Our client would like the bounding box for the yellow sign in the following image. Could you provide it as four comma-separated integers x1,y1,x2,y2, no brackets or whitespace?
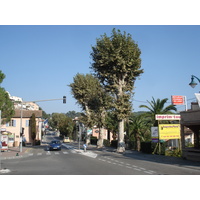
159,124,180,140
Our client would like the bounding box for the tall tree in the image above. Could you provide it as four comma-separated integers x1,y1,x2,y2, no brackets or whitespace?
139,97,177,126
30,113,36,143
0,70,15,124
69,73,110,147
90,29,143,152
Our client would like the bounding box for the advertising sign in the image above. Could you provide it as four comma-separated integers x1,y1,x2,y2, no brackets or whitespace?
155,114,181,120
159,124,180,140
151,127,158,142
0,134,8,151
171,95,185,105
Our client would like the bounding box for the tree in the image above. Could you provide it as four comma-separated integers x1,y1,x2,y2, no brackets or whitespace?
139,97,177,126
30,113,37,143
90,29,143,152
0,70,15,124
69,73,111,147
129,114,151,151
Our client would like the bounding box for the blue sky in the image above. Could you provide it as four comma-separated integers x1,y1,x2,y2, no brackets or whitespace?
0,25,200,114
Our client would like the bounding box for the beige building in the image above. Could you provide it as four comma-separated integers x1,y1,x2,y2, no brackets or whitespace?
180,102,200,161
1,110,42,147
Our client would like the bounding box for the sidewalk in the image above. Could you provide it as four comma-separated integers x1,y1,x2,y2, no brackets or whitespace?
87,144,200,171
0,146,33,160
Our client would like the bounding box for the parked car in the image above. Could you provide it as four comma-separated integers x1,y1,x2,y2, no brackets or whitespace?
49,140,62,151
63,137,70,143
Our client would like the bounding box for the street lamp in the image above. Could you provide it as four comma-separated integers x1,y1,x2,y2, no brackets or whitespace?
189,75,200,88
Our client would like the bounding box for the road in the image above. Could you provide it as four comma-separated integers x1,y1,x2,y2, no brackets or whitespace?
1,131,200,175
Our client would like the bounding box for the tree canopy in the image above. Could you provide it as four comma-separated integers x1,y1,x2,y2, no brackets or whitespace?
0,70,15,124
139,97,177,126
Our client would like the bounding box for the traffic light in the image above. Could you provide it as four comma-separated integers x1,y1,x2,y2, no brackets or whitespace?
63,96,66,104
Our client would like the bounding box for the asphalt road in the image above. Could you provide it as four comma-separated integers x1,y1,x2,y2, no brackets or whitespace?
1,131,200,175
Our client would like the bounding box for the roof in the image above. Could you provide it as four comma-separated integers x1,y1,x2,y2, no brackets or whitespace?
13,109,42,118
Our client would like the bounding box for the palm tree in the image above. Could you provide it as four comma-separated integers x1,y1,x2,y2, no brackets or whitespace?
139,97,177,126
129,114,151,151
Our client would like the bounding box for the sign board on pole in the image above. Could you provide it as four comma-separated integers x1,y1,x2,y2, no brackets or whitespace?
87,129,92,135
151,127,158,143
159,124,180,140
155,114,181,120
171,95,185,105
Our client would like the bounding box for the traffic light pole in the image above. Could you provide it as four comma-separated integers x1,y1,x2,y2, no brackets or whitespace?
19,96,66,153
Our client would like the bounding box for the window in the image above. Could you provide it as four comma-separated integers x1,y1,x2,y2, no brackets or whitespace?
6,120,16,127
26,120,30,127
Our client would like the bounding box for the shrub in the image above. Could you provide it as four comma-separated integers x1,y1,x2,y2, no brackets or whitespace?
110,140,118,148
165,149,182,157
90,136,98,145
141,142,152,154
103,139,110,147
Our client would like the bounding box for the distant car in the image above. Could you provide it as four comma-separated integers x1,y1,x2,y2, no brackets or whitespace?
49,140,62,151
63,137,70,143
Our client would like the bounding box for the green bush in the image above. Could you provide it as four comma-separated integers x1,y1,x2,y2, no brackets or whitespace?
141,142,152,154
90,136,98,145
165,149,182,157
103,139,110,147
111,140,118,148
35,140,41,145
141,142,166,155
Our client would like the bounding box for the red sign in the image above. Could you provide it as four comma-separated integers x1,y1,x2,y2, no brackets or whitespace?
171,95,185,105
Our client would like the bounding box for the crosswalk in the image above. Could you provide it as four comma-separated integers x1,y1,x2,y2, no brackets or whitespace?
27,147,97,159
28,151,69,156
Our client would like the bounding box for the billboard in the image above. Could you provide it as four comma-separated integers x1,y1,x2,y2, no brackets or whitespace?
155,114,181,120
171,95,185,105
159,124,180,140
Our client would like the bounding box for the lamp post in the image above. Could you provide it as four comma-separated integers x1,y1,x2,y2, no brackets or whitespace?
189,75,200,88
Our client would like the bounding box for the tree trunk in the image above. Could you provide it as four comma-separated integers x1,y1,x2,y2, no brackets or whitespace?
97,128,104,148
117,119,125,152
136,134,141,151
86,128,91,145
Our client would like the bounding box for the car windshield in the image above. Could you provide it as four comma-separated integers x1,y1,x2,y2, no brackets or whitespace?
51,141,60,144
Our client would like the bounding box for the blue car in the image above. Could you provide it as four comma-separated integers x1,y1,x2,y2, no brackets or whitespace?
49,140,62,151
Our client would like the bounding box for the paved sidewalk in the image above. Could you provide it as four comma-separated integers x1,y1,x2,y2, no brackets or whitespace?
87,144,200,172
0,146,34,160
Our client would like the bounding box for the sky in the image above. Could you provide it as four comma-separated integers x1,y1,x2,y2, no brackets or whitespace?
0,25,200,114
1,0,199,196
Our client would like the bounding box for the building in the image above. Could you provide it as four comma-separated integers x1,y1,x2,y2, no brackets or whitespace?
92,127,114,142
180,102,200,161
1,109,42,147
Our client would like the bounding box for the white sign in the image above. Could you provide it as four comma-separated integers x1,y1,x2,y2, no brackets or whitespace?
155,114,181,120
151,127,158,137
151,127,158,143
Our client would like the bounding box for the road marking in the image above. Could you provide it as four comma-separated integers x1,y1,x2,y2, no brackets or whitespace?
37,153,42,156
133,168,141,171
54,152,60,155
29,153,34,156
63,152,68,154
